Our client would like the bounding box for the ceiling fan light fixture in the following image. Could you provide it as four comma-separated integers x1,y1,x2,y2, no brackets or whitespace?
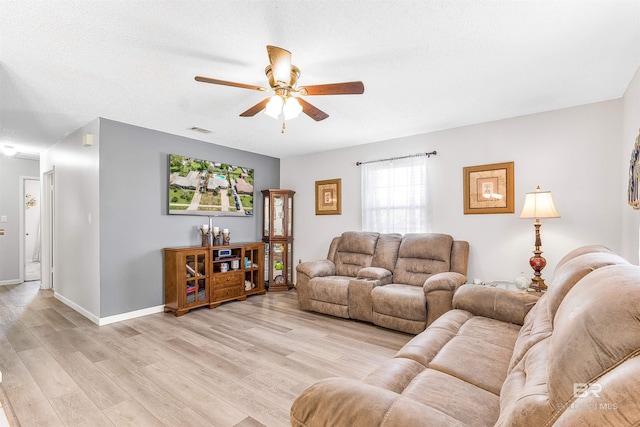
265,95,284,119
2,145,17,156
283,97,302,120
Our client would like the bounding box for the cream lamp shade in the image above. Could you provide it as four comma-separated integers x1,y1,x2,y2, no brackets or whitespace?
520,186,560,219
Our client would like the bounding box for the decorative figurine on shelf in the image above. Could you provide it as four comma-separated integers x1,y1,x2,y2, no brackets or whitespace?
515,272,529,292
212,226,223,246
200,225,211,247
223,228,230,245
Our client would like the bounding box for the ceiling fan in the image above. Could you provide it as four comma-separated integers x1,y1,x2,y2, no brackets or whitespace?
195,45,364,132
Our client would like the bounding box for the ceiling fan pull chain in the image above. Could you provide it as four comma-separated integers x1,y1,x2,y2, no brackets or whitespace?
281,119,286,134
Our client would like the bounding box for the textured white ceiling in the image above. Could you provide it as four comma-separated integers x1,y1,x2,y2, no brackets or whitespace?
1,1,639,159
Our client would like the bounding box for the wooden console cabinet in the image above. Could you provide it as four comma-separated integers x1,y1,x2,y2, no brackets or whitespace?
163,242,265,316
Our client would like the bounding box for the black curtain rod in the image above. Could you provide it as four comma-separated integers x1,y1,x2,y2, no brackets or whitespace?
356,151,437,166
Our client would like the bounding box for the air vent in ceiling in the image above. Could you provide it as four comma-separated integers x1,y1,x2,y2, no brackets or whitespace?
15,151,40,160
190,126,212,134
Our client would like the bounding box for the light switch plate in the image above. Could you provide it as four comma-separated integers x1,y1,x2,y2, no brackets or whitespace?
0,216,6,223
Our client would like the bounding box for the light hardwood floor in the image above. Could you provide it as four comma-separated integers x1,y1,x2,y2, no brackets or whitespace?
0,282,412,426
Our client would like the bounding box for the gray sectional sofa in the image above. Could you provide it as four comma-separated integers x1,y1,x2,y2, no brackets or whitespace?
295,231,469,334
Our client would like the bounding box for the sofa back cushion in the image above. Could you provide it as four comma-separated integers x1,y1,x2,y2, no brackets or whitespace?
546,251,629,323
554,244,613,270
393,234,453,286
326,236,341,263
334,232,380,277
372,233,403,272
547,264,640,418
450,241,470,276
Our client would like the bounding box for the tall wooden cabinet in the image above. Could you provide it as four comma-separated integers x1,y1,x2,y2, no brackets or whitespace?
262,189,295,291
164,242,265,316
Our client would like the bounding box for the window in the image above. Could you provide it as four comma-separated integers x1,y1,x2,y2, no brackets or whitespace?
361,156,430,234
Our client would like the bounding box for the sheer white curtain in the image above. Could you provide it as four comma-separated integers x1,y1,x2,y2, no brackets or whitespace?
361,155,431,234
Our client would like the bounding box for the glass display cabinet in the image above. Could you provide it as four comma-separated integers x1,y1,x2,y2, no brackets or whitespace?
262,189,295,291
163,247,210,316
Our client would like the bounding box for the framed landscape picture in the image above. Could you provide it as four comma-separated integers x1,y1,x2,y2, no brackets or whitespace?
463,162,514,214
315,178,342,215
168,154,254,216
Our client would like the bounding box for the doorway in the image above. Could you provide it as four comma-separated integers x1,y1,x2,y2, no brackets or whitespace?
22,177,41,281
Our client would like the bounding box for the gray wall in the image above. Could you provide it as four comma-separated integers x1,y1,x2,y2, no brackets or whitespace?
0,155,40,284
98,119,279,317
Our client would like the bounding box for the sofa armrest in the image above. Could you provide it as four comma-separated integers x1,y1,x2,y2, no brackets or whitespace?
357,266,392,281
296,260,337,311
422,272,468,326
296,259,336,279
423,272,467,293
452,284,540,325
291,377,468,427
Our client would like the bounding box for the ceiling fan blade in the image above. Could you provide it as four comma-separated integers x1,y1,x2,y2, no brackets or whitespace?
195,76,266,92
266,45,292,85
239,98,270,117
299,81,365,96
297,98,329,121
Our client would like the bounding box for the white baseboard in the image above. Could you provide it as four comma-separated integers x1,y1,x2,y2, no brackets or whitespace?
0,279,22,286
54,292,100,324
98,305,165,326
53,292,164,326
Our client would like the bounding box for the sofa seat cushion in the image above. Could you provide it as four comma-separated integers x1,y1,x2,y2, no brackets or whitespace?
371,284,425,321
457,316,521,350
291,377,472,427
430,328,518,395
389,312,520,397
401,368,501,427
371,284,428,333
307,276,350,305
305,276,351,318
394,309,474,366
371,322,506,423
362,357,426,393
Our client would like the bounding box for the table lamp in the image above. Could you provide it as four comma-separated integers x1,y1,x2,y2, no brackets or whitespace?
519,186,560,291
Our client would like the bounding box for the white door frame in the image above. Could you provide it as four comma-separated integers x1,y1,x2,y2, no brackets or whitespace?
41,169,54,290
19,175,40,284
